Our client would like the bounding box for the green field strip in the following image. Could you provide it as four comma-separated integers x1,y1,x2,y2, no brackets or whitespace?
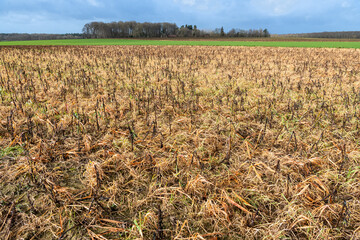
1,39,360,48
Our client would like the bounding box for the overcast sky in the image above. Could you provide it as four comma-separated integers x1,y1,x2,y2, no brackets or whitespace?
1,0,359,34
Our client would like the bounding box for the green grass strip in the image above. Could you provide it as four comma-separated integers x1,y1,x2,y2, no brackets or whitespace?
1,39,360,48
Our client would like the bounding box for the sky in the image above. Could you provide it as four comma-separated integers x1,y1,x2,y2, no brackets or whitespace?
0,0,359,34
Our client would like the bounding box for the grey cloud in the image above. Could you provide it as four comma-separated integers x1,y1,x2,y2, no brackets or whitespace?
0,0,360,34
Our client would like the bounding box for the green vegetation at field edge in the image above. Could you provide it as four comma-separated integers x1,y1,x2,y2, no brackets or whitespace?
1,39,360,48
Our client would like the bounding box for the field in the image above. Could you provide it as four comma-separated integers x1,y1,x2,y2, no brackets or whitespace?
1,38,360,48
0,45,360,239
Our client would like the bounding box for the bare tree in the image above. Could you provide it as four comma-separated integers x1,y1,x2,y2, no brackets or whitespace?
81,21,271,39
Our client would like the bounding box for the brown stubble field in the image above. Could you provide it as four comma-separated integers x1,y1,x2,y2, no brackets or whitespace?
0,45,360,239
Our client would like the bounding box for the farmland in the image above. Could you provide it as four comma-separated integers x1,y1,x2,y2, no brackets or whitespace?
0,45,360,239
1,38,360,48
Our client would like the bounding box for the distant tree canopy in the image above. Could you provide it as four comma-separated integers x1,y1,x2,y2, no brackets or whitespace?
0,33,82,41
281,31,360,39
226,28,270,38
82,21,271,38
82,21,178,38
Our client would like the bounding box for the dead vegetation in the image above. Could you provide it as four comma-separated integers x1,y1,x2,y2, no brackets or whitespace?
0,45,360,239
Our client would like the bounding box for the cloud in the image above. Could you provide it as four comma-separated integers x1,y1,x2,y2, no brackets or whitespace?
250,0,297,16
248,0,356,18
341,1,351,8
175,0,196,6
86,0,100,7
0,0,360,34
175,0,237,12
0,11,89,33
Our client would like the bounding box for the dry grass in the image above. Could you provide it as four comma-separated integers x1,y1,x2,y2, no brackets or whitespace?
1,45,360,239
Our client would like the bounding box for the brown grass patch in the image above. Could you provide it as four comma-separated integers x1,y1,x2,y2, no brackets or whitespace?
1,45,360,239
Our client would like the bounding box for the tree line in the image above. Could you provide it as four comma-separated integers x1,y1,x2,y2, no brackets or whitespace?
82,21,270,38
0,33,82,42
281,31,360,39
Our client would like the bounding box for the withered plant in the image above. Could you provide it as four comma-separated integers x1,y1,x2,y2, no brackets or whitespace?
0,45,360,239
